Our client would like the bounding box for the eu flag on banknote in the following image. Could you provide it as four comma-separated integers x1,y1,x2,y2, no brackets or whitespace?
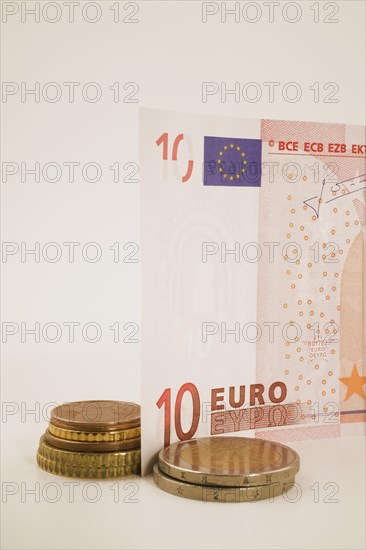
203,136,262,187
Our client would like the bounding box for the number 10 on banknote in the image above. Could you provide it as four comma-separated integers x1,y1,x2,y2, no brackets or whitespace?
140,108,365,474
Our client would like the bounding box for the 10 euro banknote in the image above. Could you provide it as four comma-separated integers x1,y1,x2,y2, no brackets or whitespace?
140,109,365,474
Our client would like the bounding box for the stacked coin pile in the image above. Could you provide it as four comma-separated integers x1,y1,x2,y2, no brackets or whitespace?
153,436,300,502
37,400,141,478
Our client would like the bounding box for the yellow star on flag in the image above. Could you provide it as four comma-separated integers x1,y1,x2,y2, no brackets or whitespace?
339,364,366,400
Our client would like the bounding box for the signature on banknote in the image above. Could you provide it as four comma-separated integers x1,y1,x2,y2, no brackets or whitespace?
304,173,366,218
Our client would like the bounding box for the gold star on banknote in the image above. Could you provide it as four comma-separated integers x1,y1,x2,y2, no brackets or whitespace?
339,364,366,400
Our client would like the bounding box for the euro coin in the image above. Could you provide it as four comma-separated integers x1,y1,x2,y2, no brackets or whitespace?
153,463,295,502
50,400,140,431
48,423,141,442
159,436,300,487
37,453,140,479
44,429,140,452
38,435,141,469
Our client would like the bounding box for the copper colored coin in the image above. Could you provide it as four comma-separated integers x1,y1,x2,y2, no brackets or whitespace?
44,429,141,452
50,400,140,431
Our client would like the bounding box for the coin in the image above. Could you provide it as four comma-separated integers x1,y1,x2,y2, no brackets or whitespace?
44,429,140,452
37,435,141,468
48,423,141,442
50,400,140,431
37,453,140,479
153,464,295,502
159,436,300,486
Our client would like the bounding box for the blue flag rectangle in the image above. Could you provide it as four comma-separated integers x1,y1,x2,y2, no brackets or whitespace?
203,136,262,187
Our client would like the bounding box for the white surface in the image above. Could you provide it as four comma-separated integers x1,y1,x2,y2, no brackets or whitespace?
1,428,365,550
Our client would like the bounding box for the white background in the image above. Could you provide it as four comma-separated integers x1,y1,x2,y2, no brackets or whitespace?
1,1,365,549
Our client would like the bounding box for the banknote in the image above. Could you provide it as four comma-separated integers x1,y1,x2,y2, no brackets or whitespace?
140,109,365,474
255,119,365,443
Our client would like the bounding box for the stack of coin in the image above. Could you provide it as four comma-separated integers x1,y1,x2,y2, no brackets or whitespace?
37,400,141,478
153,436,300,502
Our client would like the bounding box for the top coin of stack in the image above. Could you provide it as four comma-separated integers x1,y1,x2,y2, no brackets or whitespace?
153,436,300,503
37,400,141,478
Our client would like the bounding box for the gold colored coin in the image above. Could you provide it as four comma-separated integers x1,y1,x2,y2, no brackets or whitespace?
44,429,140,452
37,453,140,479
153,464,295,502
37,435,140,469
48,423,140,442
159,437,300,486
50,400,140,431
